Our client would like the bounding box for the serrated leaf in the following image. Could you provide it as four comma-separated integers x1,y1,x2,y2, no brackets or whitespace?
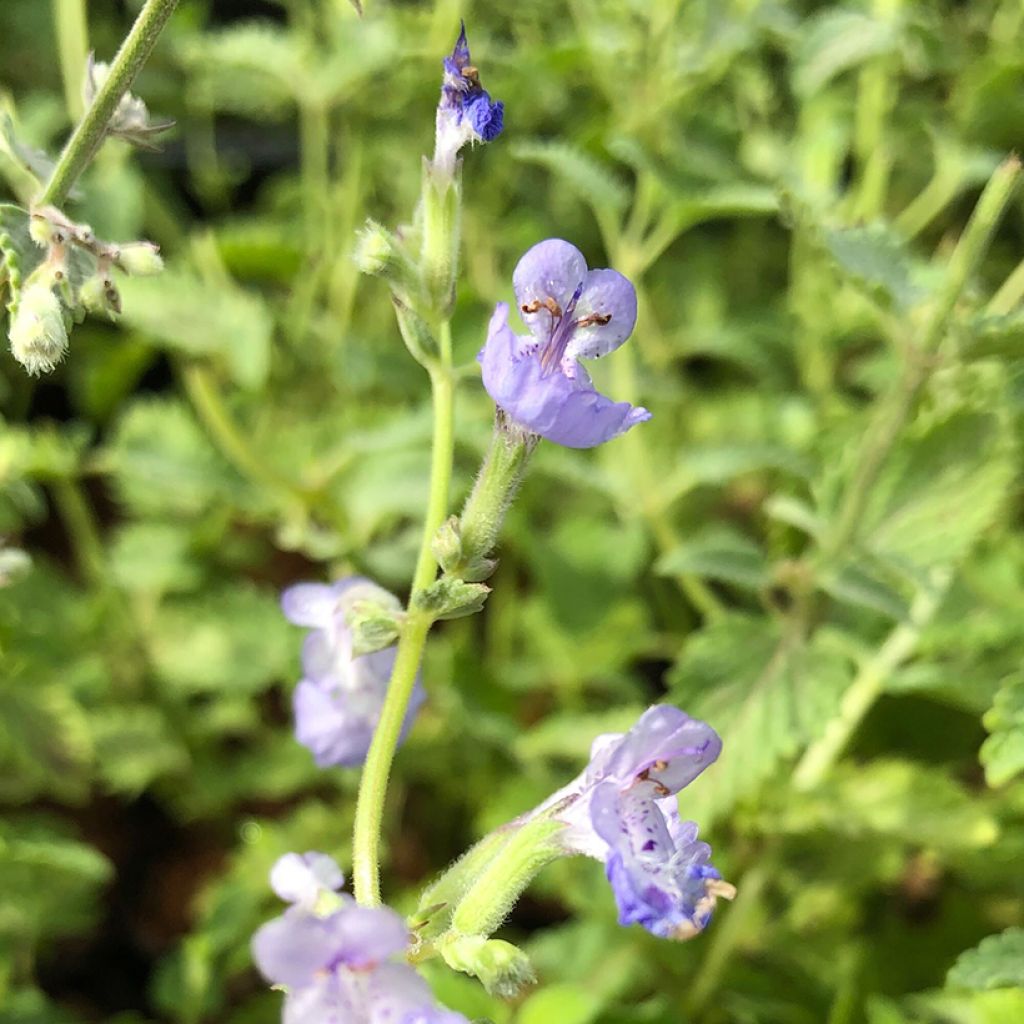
512,140,629,213
109,522,202,593
669,616,853,823
981,675,1024,787
656,529,769,590
853,410,1015,571
119,267,273,388
148,584,293,695
105,398,244,518
820,560,909,620
90,706,190,795
823,225,925,312
947,928,1024,991
793,10,898,98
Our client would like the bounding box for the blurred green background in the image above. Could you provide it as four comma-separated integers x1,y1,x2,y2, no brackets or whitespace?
3,0,1024,1021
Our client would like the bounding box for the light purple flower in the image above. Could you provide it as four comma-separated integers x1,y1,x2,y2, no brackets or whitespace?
532,705,733,940
252,853,470,1024
282,578,425,768
479,239,651,448
433,22,504,177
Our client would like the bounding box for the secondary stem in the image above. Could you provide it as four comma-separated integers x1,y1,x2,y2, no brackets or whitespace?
39,0,180,207
793,568,951,789
53,0,90,122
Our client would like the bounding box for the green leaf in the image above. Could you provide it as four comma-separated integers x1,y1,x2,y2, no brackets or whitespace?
669,616,853,823
90,706,190,795
819,560,909,620
105,398,244,518
149,584,293,695
109,522,202,593
119,266,273,388
512,141,629,213
947,928,1024,991
851,410,1015,572
656,528,769,590
516,983,603,1024
823,225,925,312
415,577,491,620
793,10,898,98
981,675,1024,787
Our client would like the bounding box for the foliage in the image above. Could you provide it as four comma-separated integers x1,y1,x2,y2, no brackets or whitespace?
2,0,1024,1022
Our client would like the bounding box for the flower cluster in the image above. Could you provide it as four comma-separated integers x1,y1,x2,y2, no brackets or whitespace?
282,578,424,768
253,852,468,1024
480,239,652,448
433,23,504,178
537,705,733,939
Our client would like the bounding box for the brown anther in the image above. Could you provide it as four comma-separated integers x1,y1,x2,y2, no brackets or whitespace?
521,296,563,317
652,759,668,772
653,782,671,796
576,312,611,328
461,65,480,83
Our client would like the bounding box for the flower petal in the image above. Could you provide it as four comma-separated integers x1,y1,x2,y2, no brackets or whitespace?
270,851,344,907
280,583,338,628
512,239,587,341
479,304,651,448
562,268,638,371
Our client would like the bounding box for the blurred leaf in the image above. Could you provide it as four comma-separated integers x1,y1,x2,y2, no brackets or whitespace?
149,584,292,695
657,528,769,590
793,10,898,98
947,928,1024,991
105,398,244,517
517,983,603,1024
91,706,190,795
823,225,925,312
119,266,273,388
669,616,853,823
981,675,1024,788
109,522,202,593
513,141,630,213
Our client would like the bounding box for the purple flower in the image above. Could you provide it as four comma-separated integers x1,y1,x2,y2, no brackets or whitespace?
252,853,470,1024
479,239,652,448
433,23,504,177
282,578,425,768
533,706,733,940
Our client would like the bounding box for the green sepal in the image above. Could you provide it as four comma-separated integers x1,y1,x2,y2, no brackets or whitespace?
431,516,497,582
392,296,439,365
438,934,536,998
346,598,403,657
414,576,490,620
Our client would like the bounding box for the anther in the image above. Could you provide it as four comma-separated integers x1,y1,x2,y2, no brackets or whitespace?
576,312,611,328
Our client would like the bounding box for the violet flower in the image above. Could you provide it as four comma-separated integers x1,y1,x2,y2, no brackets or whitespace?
479,239,652,448
282,578,425,768
433,22,504,178
252,853,469,1024
536,705,734,940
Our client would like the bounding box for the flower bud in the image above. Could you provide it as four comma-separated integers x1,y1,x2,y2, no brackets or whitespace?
9,276,69,375
439,935,535,998
116,241,163,277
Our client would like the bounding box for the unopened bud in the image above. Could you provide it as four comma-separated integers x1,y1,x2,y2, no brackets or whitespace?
116,241,163,276
439,935,535,998
9,278,68,375
79,274,120,318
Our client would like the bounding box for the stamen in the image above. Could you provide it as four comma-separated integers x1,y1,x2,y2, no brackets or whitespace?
576,312,611,328
461,65,480,84
521,297,563,317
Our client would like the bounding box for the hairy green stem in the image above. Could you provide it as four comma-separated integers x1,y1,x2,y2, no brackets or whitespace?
353,322,457,905
51,477,106,586
39,0,179,207
412,322,455,592
352,609,433,905
794,568,951,789
53,0,90,122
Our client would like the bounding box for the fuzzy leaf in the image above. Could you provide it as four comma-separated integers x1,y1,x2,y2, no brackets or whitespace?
512,140,630,213
669,616,853,823
947,929,1024,991
793,10,898,97
981,675,1024,787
